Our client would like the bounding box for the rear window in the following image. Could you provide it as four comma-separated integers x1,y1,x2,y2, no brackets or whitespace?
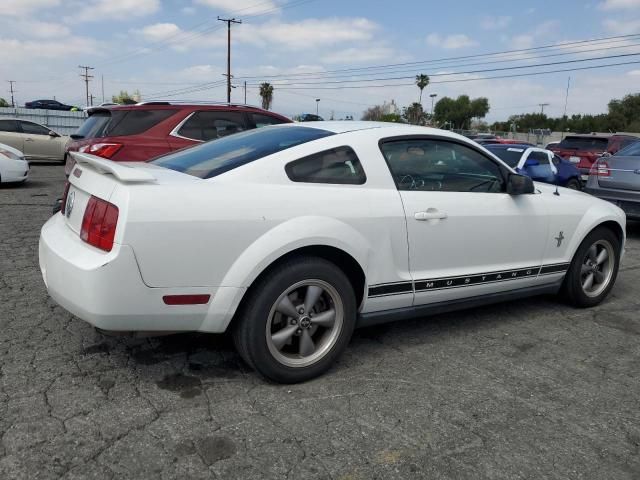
75,109,176,139
615,140,640,156
557,136,609,151
152,125,334,179
486,147,524,168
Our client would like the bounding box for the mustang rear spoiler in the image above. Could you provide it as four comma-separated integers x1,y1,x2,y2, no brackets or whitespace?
70,152,156,183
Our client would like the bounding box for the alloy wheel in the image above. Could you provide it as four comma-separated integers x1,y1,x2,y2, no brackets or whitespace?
580,239,615,298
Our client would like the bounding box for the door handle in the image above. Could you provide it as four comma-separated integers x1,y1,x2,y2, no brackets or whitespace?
414,209,448,221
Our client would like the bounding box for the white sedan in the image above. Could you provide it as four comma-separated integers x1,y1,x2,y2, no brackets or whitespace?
0,142,29,183
39,122,626,383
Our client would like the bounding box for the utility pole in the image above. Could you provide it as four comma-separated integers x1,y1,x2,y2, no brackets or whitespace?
563,77,571,118
244,81,247,104
7,80,16,107
429,93,438,116
78,65,94,106
539,103,549,114
316,98,320,116
101,74,105,104
89,93,95,106
218,17,242,103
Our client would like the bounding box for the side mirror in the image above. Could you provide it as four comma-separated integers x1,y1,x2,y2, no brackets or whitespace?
48,131,59,138
507,173,535,195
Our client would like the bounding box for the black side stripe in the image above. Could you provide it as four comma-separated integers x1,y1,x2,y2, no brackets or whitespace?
368,282,413,298
368,263,570,298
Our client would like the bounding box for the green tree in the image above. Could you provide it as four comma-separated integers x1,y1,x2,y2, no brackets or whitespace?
361,104,385,121
469,97,490,121
415,74,430,104
403,102,426,125
259,82,274,110
112,90,139,105
433,95,489,130
0,98,9,107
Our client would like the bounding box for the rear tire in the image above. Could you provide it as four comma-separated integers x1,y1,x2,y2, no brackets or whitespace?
561,227,620,308
565,178,581,190
232,256,356,383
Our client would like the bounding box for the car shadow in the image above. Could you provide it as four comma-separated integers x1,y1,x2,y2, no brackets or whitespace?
626,220,640,240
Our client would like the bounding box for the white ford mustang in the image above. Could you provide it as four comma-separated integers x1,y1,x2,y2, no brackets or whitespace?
39,122,626,383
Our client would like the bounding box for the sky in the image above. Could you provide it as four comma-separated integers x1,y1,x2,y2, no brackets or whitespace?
2,0,640,122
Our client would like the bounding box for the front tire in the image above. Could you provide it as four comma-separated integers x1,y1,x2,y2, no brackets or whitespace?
565,178,581,190
561,227,621,307
232,257,357,383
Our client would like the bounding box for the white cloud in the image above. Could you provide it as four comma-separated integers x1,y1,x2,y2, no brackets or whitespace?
628,69,640,75
3,0,60,16
70,0,160,22
480,15,512,30
320,46,395,64
237,18,379,50
0,36,99,62
27,21,72,38
427,33,478,49
194,0,279,15
511,34,535,49
137,22,181,41
603,18,640,33
598,0,640,10
182,6,196,14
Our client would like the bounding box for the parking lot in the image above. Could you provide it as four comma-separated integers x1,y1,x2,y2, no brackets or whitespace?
0,164,638,479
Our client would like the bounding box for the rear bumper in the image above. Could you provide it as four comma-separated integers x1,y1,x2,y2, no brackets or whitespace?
584,185,640,219
39,214,242,333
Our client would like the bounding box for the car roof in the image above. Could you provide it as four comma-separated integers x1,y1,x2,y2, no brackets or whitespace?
278,121,468,138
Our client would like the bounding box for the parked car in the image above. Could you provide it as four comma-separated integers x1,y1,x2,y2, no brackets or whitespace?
40,122,625,383
0,118,68,163
296,113,324,122
545,140,560,150
25,99,76,111
584,140,640,220
0,142,29,183
64,102,292,175
466,133,497,141
548,133,638,182
484,144,582,189
476,138,534,146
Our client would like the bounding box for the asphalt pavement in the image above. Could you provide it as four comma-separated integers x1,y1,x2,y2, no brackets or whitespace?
1,164,639,479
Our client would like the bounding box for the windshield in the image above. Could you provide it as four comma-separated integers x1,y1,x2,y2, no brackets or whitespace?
152,125,334,179
615,140,640,156
485,147,524,167
557,136,608,151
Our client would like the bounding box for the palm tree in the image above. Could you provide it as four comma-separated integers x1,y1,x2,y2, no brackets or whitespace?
259,82,274,110
415,74,430,105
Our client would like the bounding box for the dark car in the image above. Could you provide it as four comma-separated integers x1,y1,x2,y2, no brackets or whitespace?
584,140,640,220
485,143,582,189
548,133,638,182
25,99,76,111
64,101,292,174
296,113,324,122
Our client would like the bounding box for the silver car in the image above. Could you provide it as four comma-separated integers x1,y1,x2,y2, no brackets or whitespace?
0,118,69,163
585,140,640,220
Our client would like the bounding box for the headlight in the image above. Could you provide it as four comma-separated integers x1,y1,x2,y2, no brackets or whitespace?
0,149,24,161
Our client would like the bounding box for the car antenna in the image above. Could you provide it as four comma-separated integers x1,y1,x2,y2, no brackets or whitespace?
554,184,560,196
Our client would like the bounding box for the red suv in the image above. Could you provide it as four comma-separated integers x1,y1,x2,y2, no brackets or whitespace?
65,102,291,174
548,133,638,181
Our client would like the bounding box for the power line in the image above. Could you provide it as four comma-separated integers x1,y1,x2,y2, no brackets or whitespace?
245,51,640,87
234,33,640,81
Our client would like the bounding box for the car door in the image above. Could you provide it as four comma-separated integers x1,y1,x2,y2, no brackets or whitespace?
19,121,61,160
0,119,24,153
379,136,550,306
519,149,557,184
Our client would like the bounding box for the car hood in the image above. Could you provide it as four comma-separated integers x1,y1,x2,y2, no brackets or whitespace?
0,141,24,158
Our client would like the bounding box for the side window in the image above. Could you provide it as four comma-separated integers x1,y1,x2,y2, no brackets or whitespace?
380,139,504,193
20,121,50,135
178,111,246,141
107,109,176,137
251,113,286,128
285,146,366,185
552,154,562,166
0,120,21,133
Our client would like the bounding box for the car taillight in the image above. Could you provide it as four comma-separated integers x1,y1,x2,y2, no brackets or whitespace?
80,196,119,252
80,143,123,159
590,160,610,177
60,182,70,215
